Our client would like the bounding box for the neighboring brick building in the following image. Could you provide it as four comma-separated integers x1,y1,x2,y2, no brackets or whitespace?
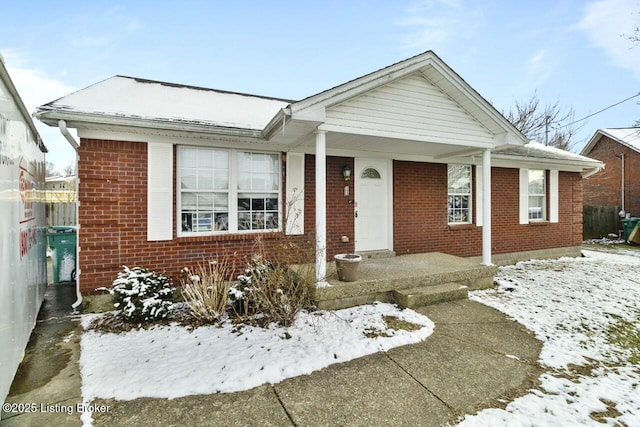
34,51,602,295
581,128,640,238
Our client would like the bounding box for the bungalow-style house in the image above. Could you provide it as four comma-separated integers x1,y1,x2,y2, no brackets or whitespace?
581,128,640,238
34,51,602,299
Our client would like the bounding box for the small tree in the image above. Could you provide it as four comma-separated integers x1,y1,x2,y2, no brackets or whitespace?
503,91,582,151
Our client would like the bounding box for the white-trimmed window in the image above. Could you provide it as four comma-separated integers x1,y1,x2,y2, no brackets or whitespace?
179,147,280,235
528,169,546,221
448,164,472,224
237,152,280,231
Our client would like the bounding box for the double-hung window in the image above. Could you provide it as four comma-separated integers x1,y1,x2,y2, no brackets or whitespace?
179,147,280,235
237,152,279,231
528,169,546,221
448,164,472,224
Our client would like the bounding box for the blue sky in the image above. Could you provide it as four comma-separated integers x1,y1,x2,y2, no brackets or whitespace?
2,0,639,172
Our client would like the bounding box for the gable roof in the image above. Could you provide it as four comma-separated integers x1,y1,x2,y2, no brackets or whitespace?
36,75,293,134
265,50,527,147
581,128,640,155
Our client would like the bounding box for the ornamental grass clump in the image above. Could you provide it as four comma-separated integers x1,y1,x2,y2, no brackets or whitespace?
181,258,235,323
109,266,175,322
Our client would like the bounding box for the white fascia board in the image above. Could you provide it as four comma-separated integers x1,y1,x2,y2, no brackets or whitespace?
76,127,289,152
35,110,264,139
423,62,527,146
579,130,603,156
491,154,603,172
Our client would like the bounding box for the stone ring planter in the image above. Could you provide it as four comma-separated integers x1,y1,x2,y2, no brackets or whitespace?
334,254,362,282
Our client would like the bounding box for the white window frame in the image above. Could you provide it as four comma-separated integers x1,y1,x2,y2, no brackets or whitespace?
528,169,546,221
447,164,473,225
177,146,282,237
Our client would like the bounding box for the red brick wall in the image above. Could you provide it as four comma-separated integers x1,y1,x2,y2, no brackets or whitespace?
583,136,640,216
78,140,583,293
77,140,354,293
392,161,583,256
303,155,355,259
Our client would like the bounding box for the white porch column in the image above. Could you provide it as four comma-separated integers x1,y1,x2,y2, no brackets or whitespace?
482,148,492,266
315,130,328,285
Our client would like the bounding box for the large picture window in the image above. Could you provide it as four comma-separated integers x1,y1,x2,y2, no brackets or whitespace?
179,147,280,235
448,164,472,224
528,169,546,220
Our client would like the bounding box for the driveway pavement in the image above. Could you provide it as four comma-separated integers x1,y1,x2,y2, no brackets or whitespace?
2,285,542,427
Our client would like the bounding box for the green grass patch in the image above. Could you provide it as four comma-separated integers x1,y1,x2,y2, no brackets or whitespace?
363,315,423,338
606,316,640,364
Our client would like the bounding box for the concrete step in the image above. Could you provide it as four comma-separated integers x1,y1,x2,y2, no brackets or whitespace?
357,250,396,260
393,282,469,308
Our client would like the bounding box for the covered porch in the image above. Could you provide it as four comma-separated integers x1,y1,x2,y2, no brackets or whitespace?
265,52,528,286
307,252,498,310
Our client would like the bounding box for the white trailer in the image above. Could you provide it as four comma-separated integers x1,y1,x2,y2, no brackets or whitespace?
0,56,47,406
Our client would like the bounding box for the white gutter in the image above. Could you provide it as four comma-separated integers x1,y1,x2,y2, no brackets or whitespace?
58,120,82,310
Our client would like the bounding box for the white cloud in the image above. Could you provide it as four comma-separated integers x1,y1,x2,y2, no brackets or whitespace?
396,0,482,52
1,51,74,112
577,0,640,80
1,51,77,171
525,49,553,85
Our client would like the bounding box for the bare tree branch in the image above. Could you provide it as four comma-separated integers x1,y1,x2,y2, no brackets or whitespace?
503,91,583,151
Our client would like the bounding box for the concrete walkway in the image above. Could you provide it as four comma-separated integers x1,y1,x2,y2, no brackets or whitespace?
2,287,542,427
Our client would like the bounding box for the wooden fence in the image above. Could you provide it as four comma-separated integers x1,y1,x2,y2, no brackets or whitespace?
46,203,76,226
583,205,621,240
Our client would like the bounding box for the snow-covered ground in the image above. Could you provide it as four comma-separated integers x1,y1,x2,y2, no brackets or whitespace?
79,302,434,425
461,248,640,426
79,246,640,426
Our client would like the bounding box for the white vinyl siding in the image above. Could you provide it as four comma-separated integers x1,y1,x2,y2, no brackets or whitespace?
285,152,305,235
325,73,495,146
147,142,174,241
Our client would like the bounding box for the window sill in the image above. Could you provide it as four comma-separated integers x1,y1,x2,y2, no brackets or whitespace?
176,230,282,243
528,220,550,226
447,223,477,231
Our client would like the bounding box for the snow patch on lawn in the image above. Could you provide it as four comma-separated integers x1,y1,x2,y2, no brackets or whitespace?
79,302,434,402
462,248,640,426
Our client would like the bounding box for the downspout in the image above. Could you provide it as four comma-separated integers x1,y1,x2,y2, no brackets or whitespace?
621,153,625,215
615,153,626,217
58,120,82,310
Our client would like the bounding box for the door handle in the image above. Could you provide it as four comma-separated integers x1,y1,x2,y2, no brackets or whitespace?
355,210,358,218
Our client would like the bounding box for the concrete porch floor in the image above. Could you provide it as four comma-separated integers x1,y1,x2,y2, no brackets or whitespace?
309,252,498,310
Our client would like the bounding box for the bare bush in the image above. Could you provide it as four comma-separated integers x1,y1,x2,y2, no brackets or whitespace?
181,258,235,323
231,226,316,327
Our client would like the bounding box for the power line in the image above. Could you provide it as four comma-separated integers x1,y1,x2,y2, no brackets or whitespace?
555,91,640,129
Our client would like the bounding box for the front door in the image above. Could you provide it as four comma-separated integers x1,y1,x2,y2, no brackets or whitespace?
355,158,390,252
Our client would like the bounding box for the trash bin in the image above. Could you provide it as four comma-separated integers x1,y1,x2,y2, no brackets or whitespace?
47,226,77,283
621,218,640,243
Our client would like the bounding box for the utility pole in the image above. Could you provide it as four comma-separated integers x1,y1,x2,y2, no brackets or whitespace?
544,115,550,146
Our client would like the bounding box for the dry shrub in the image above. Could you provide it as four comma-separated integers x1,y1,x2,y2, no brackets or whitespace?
181,258,235,323
232,227,316,327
